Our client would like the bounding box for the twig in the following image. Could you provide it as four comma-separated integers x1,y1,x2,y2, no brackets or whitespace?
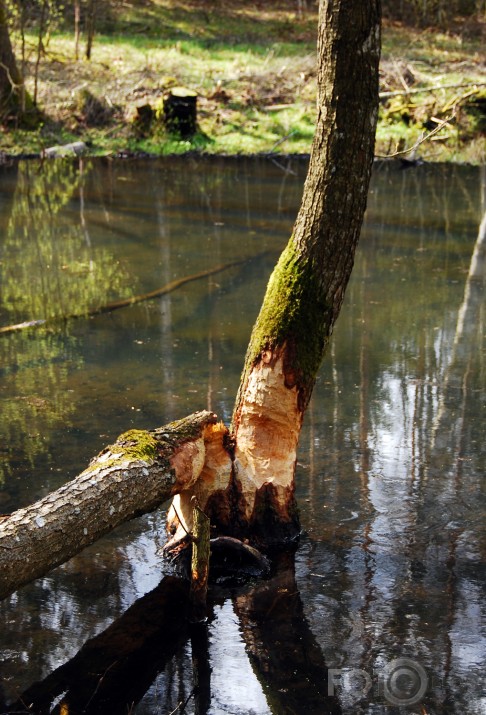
168,687,195,715
270,130,296,152
84,660,117,709
171,503,192,538
0,253,268,336
379,81,486,99
375,113,456,159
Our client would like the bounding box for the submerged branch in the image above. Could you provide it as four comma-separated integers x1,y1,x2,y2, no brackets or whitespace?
0,254,264,336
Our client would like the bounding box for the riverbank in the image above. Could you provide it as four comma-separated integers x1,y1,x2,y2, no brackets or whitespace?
1,1,485,163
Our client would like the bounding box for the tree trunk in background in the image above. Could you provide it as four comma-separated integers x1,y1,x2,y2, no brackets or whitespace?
85,0,96,60
74,0,81,60
0,0,23,118
167,0,382,547
0,0,39,124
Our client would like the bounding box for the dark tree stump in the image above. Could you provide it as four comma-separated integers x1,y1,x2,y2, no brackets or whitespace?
163,87,198,137
134,103,155,134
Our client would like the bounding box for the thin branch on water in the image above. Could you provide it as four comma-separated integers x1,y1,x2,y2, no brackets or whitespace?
0,253,269,336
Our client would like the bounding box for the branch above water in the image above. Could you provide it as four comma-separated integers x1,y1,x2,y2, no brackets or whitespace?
0,411,228,601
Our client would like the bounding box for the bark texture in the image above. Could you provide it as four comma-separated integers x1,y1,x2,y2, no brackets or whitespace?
168,0,382,546
0,0,23,117
0,411,224,601
0,0,37,123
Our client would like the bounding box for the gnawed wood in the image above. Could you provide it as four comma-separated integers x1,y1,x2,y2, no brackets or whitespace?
0,411,222,601
165,352,303,548
166,420,231,545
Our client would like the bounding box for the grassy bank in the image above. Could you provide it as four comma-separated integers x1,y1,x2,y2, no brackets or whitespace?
1,1,485,162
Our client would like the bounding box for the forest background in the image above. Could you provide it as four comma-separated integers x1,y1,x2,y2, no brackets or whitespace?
0,0,485,162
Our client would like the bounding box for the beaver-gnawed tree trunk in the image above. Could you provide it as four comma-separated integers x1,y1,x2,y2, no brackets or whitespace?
0,0,382,601
166,0,382,549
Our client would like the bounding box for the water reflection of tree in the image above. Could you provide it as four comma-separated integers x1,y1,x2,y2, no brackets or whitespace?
0,160,130,487
2,161,485,715
299,163,485,713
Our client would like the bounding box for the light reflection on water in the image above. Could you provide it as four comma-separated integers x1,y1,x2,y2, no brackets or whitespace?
0,157,485,714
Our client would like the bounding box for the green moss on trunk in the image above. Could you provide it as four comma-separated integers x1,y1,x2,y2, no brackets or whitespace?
115,429,159,462
236,238,331,415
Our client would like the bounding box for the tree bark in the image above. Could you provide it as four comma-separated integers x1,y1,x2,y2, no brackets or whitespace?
85,0,96,60
0,411,228,601
0,0,39,124
0,0,382,597
0,0,23,118
167,0,382,547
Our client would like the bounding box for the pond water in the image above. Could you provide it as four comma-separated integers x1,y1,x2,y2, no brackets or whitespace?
0,156,485,715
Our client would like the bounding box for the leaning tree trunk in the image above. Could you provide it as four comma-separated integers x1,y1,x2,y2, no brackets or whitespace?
1,0,381,600
0,0,23,117
167,0,382,548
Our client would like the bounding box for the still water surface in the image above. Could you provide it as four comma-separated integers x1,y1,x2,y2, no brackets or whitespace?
0,157,485,714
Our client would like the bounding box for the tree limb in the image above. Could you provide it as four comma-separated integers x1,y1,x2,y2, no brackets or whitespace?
0,255,261,336
375,112,456,159
0,411,224,601
379,81,486,99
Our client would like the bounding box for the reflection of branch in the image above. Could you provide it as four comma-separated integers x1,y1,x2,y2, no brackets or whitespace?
431,209,486,451
0,253,269,336
5,576,190,714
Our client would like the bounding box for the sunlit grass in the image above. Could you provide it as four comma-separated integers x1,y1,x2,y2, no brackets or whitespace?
3,4,484,162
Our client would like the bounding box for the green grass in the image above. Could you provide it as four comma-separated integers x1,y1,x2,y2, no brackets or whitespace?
2,1,485,162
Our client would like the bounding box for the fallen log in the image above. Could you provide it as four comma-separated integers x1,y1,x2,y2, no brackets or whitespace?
0,411,230,602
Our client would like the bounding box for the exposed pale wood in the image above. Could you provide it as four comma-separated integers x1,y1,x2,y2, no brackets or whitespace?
0,411,219,601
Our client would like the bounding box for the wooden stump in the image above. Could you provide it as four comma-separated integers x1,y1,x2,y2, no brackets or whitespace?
163,87,198,137
189,497,210,622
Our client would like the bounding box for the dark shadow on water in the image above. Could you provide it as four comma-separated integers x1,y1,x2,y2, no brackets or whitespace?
233,551,342,715
4,556,341,715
